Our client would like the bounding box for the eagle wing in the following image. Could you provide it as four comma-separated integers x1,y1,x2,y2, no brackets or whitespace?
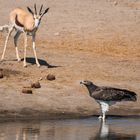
91,87,137,101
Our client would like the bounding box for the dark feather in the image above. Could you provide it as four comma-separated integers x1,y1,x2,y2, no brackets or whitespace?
81,81,137,102
92,87,137,101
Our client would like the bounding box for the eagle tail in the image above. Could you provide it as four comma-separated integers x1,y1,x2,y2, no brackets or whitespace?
123,90,137,102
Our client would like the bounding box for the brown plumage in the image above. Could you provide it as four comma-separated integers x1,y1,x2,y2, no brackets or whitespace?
80,80,137,121
80,80,137,102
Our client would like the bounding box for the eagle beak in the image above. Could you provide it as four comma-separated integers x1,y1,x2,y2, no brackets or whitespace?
80,81,84,84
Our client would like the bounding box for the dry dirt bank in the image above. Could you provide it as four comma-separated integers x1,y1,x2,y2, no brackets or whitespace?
0,0,140,119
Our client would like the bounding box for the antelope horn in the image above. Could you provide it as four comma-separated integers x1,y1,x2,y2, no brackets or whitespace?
41,8,49,17
34,4,37,15
39,4,43,15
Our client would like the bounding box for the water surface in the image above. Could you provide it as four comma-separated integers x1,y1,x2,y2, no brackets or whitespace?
0,117,140,140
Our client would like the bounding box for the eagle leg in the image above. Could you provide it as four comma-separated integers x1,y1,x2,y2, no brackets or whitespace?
102,112,106,122
98,112,106,122
98,101,109,121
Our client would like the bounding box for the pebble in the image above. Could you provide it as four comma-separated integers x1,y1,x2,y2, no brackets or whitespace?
47,74,56,81
0,72,4,79
31,81,41,88
22,88,33,94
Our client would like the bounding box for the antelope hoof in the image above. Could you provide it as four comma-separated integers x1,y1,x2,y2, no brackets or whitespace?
17,58,21,62
23,63,27,67
37,64,41,67
1,57,4,61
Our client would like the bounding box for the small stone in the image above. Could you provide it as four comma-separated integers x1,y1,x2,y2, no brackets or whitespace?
22,88,33,94
31,81,41,88
0,72,4,79
47,74,56,81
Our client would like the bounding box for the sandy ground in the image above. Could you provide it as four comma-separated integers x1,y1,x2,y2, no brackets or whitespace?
0,0,140,119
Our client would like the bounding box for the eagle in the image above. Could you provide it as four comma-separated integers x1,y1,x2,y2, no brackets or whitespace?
80,80,137,121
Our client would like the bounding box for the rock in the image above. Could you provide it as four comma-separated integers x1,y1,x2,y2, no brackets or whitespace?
0,72,4,79
22,88,33,94
47,74,56,81
23,86,31,88
31,81,41,88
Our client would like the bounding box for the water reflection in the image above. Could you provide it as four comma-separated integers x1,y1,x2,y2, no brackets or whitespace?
91,121,136,140
0,118,139,140
21,128,40,140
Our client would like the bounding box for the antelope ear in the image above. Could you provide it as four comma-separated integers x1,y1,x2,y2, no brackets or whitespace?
41,8,49,17
27,7,34,15
44,8,50,15
44,8,49,14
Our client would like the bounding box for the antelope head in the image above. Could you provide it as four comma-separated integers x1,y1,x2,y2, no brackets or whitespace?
27,4,49,28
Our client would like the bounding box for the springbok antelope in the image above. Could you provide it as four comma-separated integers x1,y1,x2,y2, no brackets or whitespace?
0,4,49,67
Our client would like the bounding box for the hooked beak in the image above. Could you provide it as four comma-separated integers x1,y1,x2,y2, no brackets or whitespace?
80,81,85,85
